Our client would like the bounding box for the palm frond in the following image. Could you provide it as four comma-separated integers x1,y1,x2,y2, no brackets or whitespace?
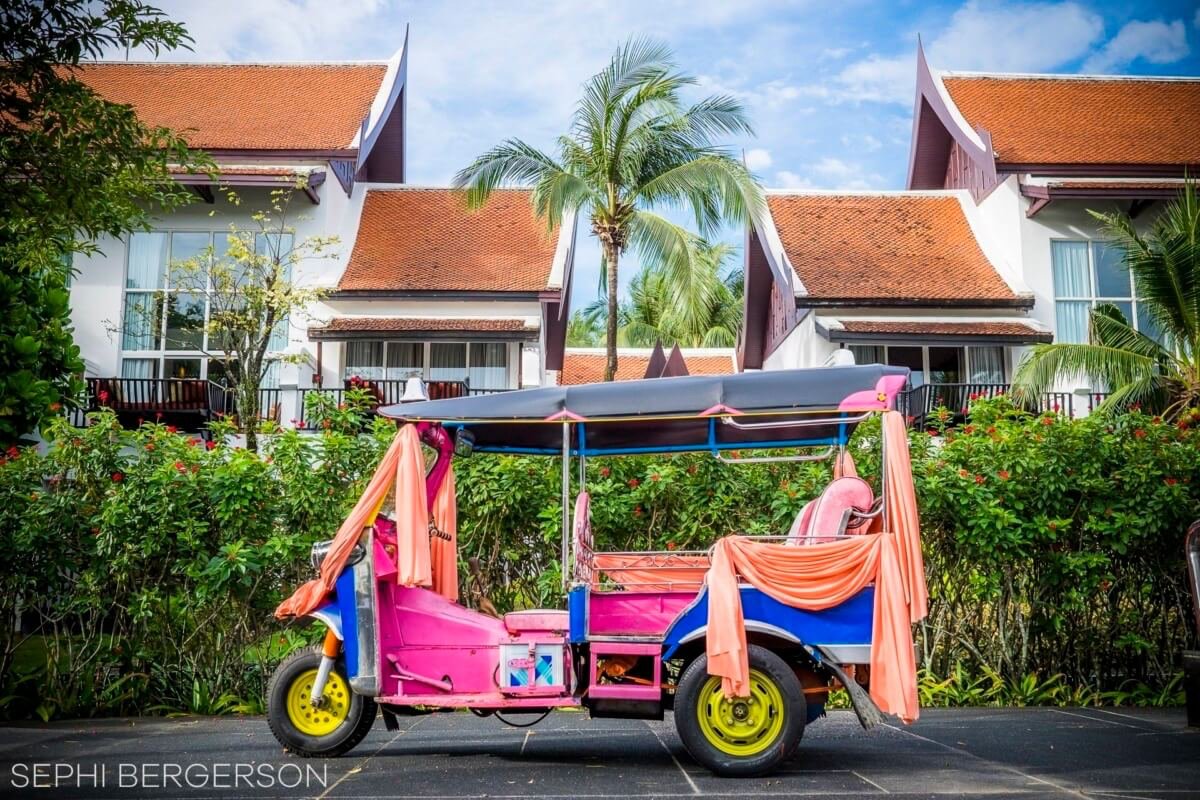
1012,341,1157,401
452,139,564,209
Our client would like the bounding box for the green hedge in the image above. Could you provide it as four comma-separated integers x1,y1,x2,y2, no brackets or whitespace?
1,397,1196,719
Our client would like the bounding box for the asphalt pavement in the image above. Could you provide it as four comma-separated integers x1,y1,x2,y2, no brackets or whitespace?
1,707,1197,799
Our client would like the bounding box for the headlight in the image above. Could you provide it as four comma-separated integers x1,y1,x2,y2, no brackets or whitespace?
310,539,367,574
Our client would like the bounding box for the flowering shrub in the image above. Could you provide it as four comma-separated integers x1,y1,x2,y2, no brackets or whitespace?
1,396,1196,718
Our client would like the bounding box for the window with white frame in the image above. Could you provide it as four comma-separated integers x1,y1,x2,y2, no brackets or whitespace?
343,341,513,390
848,344,1006,386
1051,240,1159,343
120,230,293,380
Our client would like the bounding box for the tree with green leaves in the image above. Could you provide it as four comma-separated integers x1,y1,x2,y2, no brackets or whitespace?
580,240,744,348
1013,182,1200,418
0,0,205,444
455,38,761,381
162,186,337,452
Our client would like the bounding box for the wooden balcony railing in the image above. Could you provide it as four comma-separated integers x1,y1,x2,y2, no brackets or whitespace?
295,379,510,429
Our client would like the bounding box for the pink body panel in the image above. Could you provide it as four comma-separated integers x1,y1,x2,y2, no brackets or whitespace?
587,591,695,638
376,583,574,708
504,610,569,633
588,642,662,701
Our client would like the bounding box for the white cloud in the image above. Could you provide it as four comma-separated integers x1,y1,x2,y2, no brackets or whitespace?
770,158,886,191
831,1,1105,104
744,147,773,171
1082,19,1190,72
821,46,852,60
841,133,882,151
1195,8,1200,29
774,170,816,189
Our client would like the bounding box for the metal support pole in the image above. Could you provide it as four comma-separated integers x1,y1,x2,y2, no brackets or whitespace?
561,421,570,593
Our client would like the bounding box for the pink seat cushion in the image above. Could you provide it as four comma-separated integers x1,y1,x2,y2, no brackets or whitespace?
788,476,875,545
503,609,569,634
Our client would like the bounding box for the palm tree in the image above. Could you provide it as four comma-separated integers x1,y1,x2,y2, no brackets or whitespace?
454,38,761,380
1013,182,1200,418
583,240,744,348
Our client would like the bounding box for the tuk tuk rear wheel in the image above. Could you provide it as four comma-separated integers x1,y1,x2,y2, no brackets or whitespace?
674,645,805,777
267,646,377,757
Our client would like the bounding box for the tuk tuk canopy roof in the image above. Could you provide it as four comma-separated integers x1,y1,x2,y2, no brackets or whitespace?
378,365,910,455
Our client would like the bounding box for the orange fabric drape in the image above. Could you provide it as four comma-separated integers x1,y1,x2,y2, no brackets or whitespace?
393,424,432,588
704,410,927,723
430,465,459,602
275,429,406,619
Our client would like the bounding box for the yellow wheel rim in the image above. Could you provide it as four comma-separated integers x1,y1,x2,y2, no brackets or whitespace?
285,668,350,737
696,668,786,757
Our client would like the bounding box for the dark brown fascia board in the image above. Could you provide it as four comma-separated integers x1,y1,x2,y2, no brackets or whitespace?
308,328,538,342
328,289,545,301
1021,183,1183,200
1003,162,1199,178
796,296,1035,310
198,148,359,160
825,329,1053,346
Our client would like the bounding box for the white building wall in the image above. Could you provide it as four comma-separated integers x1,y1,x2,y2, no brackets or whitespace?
762,314,838,370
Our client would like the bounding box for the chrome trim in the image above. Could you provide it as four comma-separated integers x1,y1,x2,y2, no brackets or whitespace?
311,539,366,573
720,411,873,430
819,644,871,664
349,528,380,696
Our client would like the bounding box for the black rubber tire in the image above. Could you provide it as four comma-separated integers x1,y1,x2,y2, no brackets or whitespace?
267,646,377,757
674,645,806,777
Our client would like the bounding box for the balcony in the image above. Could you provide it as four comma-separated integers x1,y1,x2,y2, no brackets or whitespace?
898,382,1110,428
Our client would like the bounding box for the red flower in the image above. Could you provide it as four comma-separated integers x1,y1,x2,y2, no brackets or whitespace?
173,460,185,472
49,402,62,412
188,438,200,447
337,403,347,411
111,472,124,482
599,466,611,478
1041,416,1054,426
98,389,110,404
958,469,969,479
322,419,332,429
5,446,18,459
986,426,997,435
190,464,199,474
1165,477,1178,486
974,474,985,485
686,464,698,476
997,470,1010,481
1052,403,1060,412
968,392,979,401
166,425,178,433
628,478,640,488
962,425,975,435
155,412,163,421
1134,428,1146,439
1048,521,1058,531
926,429,938,437
144,443,155,451
633,505,643,517
650,473,660,482
666,541,677,551
205,441,216,450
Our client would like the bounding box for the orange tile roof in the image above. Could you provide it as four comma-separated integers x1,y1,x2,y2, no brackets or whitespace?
765,194,1020,304
310,318,536,337
836,320,1050,341
558,351,735,385
338,188,560,293
942,75,1200,166
76,62,386,151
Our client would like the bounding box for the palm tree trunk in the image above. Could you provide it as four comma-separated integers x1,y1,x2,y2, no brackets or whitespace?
604,244,619,382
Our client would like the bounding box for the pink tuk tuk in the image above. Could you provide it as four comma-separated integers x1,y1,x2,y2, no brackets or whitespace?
268,365,927,776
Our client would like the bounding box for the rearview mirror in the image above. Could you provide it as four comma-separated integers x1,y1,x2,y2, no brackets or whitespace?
454,428,476,458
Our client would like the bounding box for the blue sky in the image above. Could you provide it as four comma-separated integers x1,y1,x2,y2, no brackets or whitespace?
131,1,1200,306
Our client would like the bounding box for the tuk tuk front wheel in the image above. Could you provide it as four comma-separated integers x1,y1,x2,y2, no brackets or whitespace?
268,646,377,757
674,645,805,777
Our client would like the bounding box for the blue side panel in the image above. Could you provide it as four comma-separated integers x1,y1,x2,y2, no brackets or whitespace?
334,566,359,677
661,586,874,660
568,586,587,644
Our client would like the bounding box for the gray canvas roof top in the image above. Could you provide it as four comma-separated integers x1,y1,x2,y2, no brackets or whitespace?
379,365,909,455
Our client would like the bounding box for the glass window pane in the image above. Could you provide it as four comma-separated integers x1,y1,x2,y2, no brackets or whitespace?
887,346,924,387
968,346,1006,383
268,318,289,351
163,358,201,379
1051,241,1090,298
927,347,963,384
256,232,295,279
1055,300,1090,343
216,231,254,290
1092,241,1131,298
429,343,467,383
849,345,884,365
385,342,423,380
165,293,206,351
122,293,162,350
169,232,212,291
345,341,384,380
121,358,158,379
1136,304,1164,344
127,232,167,290
261,360,281,389
469,343,508,390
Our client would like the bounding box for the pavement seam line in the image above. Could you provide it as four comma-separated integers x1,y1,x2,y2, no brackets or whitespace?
882,722,1090,799
852,769,891,794
645,721,701,796
520,729,533,756
1048,708,1144,730
313,714,426,800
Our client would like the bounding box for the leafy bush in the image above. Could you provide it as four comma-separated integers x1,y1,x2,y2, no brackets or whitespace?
1,396,1196,718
